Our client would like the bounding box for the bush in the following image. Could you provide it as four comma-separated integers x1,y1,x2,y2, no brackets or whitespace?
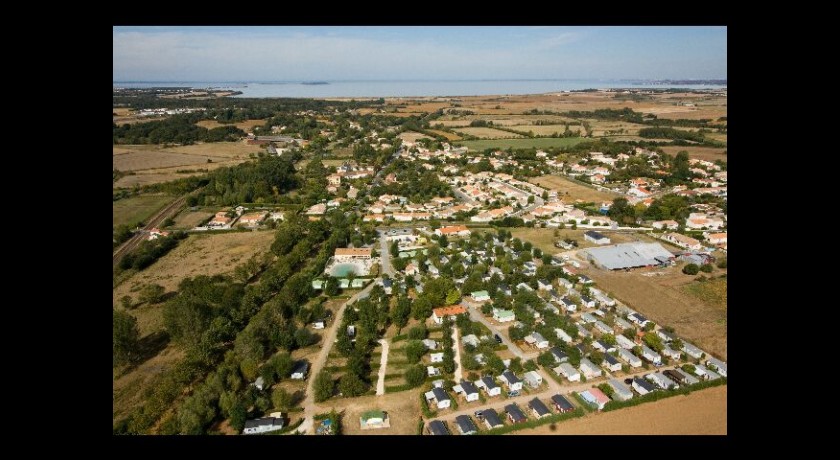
716,258,727,269
682,263,700,275
700,263,713,273
404,365,425,387
404,340,427,363
407,325,428,340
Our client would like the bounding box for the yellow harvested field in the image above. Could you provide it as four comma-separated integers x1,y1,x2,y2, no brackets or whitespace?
171,209,214,229
585,120,648,137
113,149,217,171
113,231,276,335
513,124,583,136
513,385,726,435
660,146,727,162
433,120,471,128
398,131,433,144
195,119,266,132
528,175,620,203
453,127,522,139
324,388,422,435
426,129,461,140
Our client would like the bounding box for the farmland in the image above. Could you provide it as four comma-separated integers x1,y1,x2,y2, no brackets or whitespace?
452,127,522,139
113,194,176,228
660,146,727,162
527,174,620,203
195,119,266,132
457,137,588,151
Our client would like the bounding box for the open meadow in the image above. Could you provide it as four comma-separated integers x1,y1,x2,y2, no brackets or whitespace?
527,175,620,203
113,194,176,228
458,137,587,151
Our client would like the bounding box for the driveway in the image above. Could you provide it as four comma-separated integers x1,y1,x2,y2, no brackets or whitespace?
452,327,463,382
375,339,390,396
462,299,538,361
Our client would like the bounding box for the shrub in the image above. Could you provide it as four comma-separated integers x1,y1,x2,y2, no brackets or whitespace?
682,263,699,275
699,263,713,273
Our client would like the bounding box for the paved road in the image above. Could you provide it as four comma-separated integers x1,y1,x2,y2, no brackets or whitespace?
375,339,390,396
462,300,539,361
113,194,188,269
378,232,396,277
298,280,379,434
450,185,476,205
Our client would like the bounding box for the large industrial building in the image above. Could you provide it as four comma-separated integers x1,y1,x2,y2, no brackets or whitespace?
584,242,675,270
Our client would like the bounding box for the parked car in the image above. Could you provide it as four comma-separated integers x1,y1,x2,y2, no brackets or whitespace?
474,410,484,420
507,390,520,397
495,334,503,344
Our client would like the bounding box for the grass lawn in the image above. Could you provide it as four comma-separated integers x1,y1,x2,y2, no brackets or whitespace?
456,137,588,151
682,277,727,311
113,194,176,228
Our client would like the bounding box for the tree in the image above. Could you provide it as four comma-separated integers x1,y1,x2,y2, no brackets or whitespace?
404,364,425,387
445,289,461,305
113,309,139,366
404,340,427,363
716,258,727,269
139,283,166,304
325,277,339,296
313,370,334,402
407,325,427,340
339,372,367,397
700,263,714,273
508,357,523,374
537,351,554,367
294,328,317,348
486,354,505,375
682,263,700,275
271,387,292,410
390,241,400,258
391,296,411,331
120,295,133,310
228,401,247,433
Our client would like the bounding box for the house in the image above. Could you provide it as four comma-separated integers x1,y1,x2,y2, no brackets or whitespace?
706,357,727,377
554,328,573,344
431,305,466,324
427,420,449,436
242,416,285,435
550,347,569,364
537,279,553,291
576,323,592,339
404,263,419,276
556,363,581,382
435,225,471,237
602,353,622,372
594,320,612,335
529,332,550,349
628,312,649,327
239,212,267,226
505,404,527,424
425,387,452,409
483,409,505,429
663,232,702,251
640,345,662,365
662,345,681,360
359,410,389,430
671,368,700,385
581,313,597,324
704,232,728,246
557,278,574,290
615,334,635,351
477,376,502,397
682,342,704,360
382,279,393,295
560,297,577,312
652,220,679,230
632,376,656,395
500,370,523,392
422,339,438,350
579,358,603,379
617,348,642,368
454,415,478,435
208,211,233,228
578,274,593,285
656,329,676,342
593,340,615,354
528,398,551,418
580,295,597,309
551,394,575,413
333,247,372,261
493,308,516,323
312,320,326,329
252,376,265,391
607,378,634,401
613,317,633,331
695,364,721,381
430,352,444,363
471,290,491,302
453,380,480,402
347,325,356,338
290,361,309,380
427,366,441,377
579,388,611,410
523,371,543,389
648,372,678,390
584,230,611,245
462,334,480,347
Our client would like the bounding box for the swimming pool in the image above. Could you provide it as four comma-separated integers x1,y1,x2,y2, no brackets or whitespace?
330,262,363,277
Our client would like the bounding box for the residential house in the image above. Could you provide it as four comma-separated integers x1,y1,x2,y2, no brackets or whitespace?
239,212,267,226
663,232,702,251
431,305,466,324
662,345,681,360
555,363,581,382
528,398,551,419
628,312,649,327
581,313,598,324
242,416,285,435
554,328,573,344
615,334,636,350
529,332,549,349
471,290,491,302
482,409,504,429
382,279,393,295
523,371,543,389
454,415,478,435
579,358,603,379
584,230,611,245
578,274,593,284
422,339,438,350
617,348,642,368
461,334,480,348
652,220,679,230
550,347,569,364
576,323,592,339
706,357,727,377
427,420,449,436
602,353,622,372
453,380,480,402
505,404,527,424
632,376,656,396
671,368,700,385
613,317,632,331
656,329,676,342
493,308,516,323
425,387,452,409
594,340,616,353
477,376,502,397
427,366,441,377
640,345,662,365
560,297,577,312
435,225,471,237
500,371,523,392
290,361,309,380
607,378,634,401
682,342,704,360
593,320,613,335
551,394,575,413
430,352,444,363
648,372,678,390
580,295,597,308
557,278,574,290
696,364,721,381
579,388,611,410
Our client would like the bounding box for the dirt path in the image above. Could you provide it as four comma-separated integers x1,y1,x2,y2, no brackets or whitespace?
452,327,463,382
376,339,390,396
513,385,727,435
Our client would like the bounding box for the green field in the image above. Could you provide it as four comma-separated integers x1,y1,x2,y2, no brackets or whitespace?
457,137,589,151
113,194,175,228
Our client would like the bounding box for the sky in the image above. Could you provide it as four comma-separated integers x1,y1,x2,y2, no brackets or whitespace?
113,26,726,82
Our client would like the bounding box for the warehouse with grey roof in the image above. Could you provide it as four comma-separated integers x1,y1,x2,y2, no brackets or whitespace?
584,242,675,270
